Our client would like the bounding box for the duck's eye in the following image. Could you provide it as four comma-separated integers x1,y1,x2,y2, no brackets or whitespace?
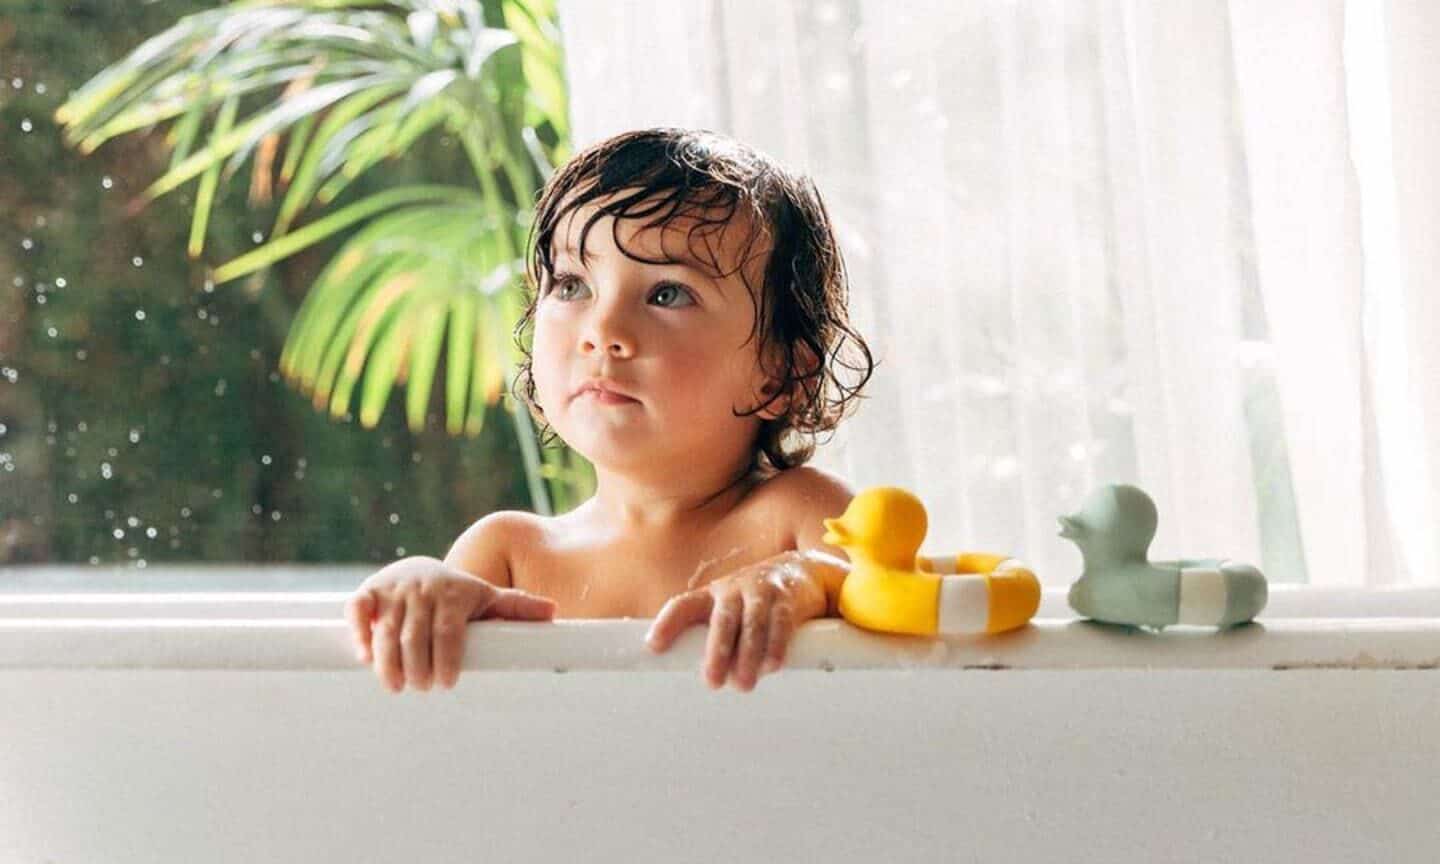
650,282,696,308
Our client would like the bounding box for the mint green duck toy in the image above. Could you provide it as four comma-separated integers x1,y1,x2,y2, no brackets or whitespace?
1058,484,1267,630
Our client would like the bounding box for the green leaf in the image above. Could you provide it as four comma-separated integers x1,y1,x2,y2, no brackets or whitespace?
403,297,451,432
212,185,477,283
188,95,238,258
303,254,422,405
281,201,487,385
143,73,401,203
328,272,423,421
279,114,316,183
358,291,423,429
444,289,478,436
273,82,411,234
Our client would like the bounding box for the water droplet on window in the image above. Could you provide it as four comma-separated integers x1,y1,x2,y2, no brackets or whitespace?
197,309,208,320
20,118,33,133
10,78,22,89
252,231,264,244
203,279,214,293
88,556,100,565
35,295,47,305
67,493,78,503
0,424,6,435
261,454,272,465
136,559,147,569
77,421,88,432
21,238,33,250
180,506,192,518
75,349,87,360
101,462,113,479
126,516,139,527
212,488,223,498
388,513,400,524
106,447,117,457
2,367,18,383
112,528,125,539
132,256,144,267
134,309,146,321
35,82,46,94
128,429,140,444
270,511,282,521
214,379,227,397
101,176,113,189
395,546,406,556
46,327,57,338
251,504,263,515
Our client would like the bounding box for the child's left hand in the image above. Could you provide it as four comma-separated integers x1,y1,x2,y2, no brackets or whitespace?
645,553,828,691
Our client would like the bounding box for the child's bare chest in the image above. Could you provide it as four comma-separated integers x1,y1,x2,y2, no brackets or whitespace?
512,498,794,619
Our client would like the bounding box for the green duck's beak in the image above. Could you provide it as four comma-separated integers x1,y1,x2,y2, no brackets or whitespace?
822,517,849,547
1057,515,1080,539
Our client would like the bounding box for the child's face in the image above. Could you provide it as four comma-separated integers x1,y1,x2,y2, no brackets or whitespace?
530,196,782,478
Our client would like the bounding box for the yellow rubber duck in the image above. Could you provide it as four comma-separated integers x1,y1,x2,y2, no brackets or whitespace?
822,487,1041,636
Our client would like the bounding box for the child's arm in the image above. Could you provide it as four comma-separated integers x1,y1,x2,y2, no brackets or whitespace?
347,512,553,693
441,511,525,588
783,467,855,619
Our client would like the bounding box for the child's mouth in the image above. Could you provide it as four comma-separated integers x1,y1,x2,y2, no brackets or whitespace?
580,390,639,406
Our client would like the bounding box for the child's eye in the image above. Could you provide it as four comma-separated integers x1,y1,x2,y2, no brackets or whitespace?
650,282,696,308
547,274,589,301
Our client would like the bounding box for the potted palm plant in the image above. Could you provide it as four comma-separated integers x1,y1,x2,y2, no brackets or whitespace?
54,0,593,515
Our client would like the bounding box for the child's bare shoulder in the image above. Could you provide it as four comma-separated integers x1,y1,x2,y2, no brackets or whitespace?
750,465,855,548
442,509,553,588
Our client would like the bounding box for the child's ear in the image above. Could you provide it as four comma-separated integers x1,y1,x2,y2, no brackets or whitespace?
755,376,791,421
752,341,818,421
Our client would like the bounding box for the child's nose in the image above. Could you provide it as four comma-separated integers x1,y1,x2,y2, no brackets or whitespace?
580,336,631,357
578,315,635,358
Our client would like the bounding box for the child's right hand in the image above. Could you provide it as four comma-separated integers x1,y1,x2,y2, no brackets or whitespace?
345,556,558,693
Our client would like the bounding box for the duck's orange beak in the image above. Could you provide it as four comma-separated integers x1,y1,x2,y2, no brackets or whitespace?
821,517,849,547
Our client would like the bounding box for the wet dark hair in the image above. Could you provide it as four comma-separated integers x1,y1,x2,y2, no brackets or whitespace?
512,127,876,475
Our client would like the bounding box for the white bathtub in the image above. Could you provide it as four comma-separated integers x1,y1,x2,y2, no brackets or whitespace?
2,568,1437,864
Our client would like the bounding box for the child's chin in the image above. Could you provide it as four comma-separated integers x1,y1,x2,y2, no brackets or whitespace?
566,433,653,468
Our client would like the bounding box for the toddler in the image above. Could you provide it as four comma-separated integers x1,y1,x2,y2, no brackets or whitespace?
346,127,875,693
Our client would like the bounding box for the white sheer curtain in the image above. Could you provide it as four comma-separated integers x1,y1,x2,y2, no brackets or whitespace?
555,0,1440,586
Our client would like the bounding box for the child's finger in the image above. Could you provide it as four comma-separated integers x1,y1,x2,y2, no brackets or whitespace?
730,593,773,691
484,587,559,621
345,590,376,663
431,605,469,690
401,586,435,691
704,593,743,688
761,602,797,674
372,595,407,693
645,591,711,651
